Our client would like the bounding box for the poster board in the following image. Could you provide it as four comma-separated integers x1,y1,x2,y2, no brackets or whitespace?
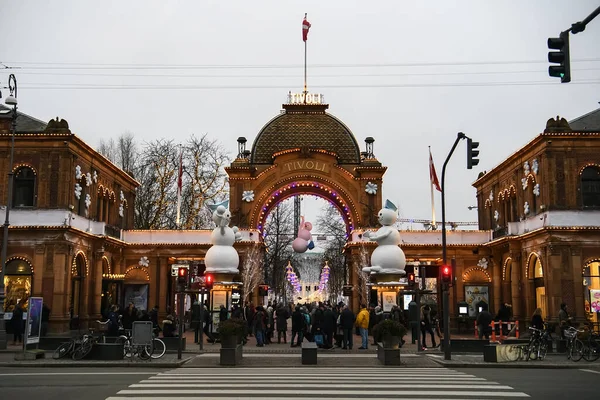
124,284,148,311
382,292,397,312
464,285,489,317
25,297,43,346
590,289,600,312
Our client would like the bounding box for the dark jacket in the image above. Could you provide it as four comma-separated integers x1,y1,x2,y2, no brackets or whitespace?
339,308,356,330
11,306,24,334
477,310,493,329
322,309,337,333
531,314,544,330
275,307,289,332
291,309,304,332
121,307,137,330
219,307,228,323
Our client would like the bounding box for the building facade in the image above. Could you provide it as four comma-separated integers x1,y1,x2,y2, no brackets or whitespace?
1,100,599,334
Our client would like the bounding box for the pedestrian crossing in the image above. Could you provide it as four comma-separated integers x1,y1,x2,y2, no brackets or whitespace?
106,367,530,399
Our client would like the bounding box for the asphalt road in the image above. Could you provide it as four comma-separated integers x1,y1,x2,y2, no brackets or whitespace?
0,366,598,399
0,367,165,400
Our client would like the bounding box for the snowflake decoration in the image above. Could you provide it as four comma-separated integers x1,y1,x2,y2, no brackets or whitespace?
84,193,91,209
521,177,528,190
120,190,125,202
532,159,539,174
85,172,92,187
365,182,378,195
119,203,124,217
477,257,489,270
138,256,149,267
75,165,82,180
242,190,254,202
494,210,500,221
524,201,530,215
489,190,494,202
533,183,540,197
523,161,530,175
92,170,98,183
74,183,82,199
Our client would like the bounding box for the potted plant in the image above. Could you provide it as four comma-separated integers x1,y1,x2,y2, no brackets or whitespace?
372,319,407,349
218,319,245,348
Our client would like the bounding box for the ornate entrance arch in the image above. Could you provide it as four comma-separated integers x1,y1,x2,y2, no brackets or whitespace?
226,102,387,233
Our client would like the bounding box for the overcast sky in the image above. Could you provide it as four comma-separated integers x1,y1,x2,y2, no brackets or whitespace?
2,1,599,227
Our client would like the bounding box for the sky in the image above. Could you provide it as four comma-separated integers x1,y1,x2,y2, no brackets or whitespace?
2,0,599,227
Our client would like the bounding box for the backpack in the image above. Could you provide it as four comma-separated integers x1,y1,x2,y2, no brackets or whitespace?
303,313,310,329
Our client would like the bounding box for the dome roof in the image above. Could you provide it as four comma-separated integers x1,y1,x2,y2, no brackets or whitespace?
250,104,361,164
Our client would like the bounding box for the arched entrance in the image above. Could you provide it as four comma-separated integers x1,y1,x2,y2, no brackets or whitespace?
2,257,33,312
527,252,546,318
70,252,88,329
226,100,387,305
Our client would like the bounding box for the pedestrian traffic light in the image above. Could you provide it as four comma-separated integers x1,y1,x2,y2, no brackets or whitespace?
466,138,479,170
441,264,452,285
548,31,570,83
205,273,214,290
408,273,415,288
177,267,188,290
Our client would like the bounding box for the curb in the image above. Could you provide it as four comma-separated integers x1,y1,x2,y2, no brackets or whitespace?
431,358,600,369
0,357,192,368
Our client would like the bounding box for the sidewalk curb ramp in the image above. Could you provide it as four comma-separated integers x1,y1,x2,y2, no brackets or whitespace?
431,358,600,369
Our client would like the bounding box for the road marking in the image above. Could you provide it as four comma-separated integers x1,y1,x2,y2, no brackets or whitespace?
117,389,529,397
130,383,515,390
107,398,513,400
147,376,491,382
580,369,600,375
0,372,156,376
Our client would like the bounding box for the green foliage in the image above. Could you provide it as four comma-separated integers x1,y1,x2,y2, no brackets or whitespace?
372,318,407,342
217,319,246,338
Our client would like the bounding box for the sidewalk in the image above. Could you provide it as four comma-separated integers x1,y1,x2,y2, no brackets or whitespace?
429,353,600,369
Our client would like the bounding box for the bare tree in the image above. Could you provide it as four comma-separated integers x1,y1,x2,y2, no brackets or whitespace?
241,244,263,304
316,204,347,300
180,134,229,229
263,201,295,298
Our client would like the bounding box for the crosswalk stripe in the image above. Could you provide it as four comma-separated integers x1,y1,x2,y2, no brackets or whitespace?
130,383,515,390
116,389,529,397
107,367,530,399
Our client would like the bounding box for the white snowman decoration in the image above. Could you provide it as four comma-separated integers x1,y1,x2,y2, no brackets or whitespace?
204,205,242,274
362,201,406,276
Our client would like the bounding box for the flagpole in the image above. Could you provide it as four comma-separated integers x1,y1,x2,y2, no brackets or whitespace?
303,12,308,103
429,146,436,229
176,144,182,229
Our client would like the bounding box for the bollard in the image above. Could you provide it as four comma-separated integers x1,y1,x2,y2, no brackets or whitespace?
516,321,520,338
499,320,504,341
474,321,478,338
491,321,496,342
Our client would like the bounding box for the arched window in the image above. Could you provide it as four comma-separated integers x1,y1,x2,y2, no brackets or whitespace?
13,167,36,207
581,166,600,208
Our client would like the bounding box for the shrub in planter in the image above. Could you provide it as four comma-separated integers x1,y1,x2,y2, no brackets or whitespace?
372,319,408,349
218,319,245,348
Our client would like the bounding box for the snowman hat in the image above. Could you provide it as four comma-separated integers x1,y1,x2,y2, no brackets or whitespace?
384,199,398,212
207,199,229,212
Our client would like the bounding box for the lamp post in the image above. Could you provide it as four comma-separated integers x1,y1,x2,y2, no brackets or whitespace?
0,74,17,350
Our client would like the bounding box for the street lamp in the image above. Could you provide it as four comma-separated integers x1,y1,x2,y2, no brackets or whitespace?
0,74,17,350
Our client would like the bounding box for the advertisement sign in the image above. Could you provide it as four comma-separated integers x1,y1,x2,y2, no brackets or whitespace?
25,297,43,346
464,285,489,317
590,289,600,312
382,292,397,312
212,291,227,311
124,284,148,311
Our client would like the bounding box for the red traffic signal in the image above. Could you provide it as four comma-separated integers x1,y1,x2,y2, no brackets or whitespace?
177,267,188,289
205,274,214,289
408,273,415,288
178,267,187,277
441,264,452,284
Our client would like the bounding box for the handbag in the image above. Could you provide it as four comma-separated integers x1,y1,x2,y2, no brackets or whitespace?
314,333,324,345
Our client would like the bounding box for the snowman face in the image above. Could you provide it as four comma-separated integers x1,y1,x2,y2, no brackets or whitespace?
378,208,397,226
222,210,231,224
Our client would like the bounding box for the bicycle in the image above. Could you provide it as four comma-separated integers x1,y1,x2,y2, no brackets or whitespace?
582,326,600,362
52,335,85,359
526,325,553,361
71,320,109,360
564,326,585,362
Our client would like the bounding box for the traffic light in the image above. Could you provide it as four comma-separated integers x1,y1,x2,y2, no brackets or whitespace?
408,273,415,288
441,264,452,285
548,31,570,83
467,138,479,170
205,273,214,290
177,267,188,289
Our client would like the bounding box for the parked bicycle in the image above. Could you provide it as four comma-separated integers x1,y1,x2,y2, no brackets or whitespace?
52,320,110,360
526,324,554,361
582,324,600,362
115,327,165,360
564,326,585,362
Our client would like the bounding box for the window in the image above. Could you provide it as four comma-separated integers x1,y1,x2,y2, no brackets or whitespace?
583,262,600,329
13,167,36,207
581,167,600,207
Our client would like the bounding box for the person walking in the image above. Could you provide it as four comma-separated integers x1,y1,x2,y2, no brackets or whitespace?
291,305,304,347
10,301,24,345
356,304,370,350
253,306,266,347
420,305,437,349
266,305,274,344
340,304,355,350
322,304,337,349
275,303,289,344
476,303,493,340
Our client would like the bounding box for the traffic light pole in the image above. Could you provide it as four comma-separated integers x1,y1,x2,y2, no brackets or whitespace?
441,132,466,361
177,291,184,360
569,5,600,34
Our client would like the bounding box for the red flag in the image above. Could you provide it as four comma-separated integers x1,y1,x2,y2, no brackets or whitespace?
302,14,311,41
177,150,183,195
429,149,442,192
